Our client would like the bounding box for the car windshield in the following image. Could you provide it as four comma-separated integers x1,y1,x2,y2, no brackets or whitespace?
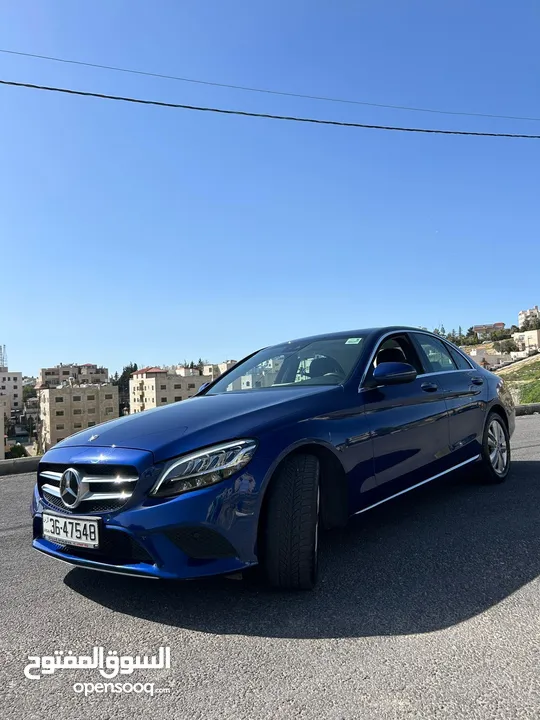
207,334,368,393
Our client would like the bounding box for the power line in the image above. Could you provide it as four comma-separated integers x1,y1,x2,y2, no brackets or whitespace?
2,78,540,139
1,47,539,123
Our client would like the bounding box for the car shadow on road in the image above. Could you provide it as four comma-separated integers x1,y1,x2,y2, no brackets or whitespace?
64,459,540,639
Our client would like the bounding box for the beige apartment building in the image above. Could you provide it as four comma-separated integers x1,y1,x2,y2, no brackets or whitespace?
38,384,119,451
130,366,211,413
0,367,23,416
0,407,4,460
512,328,540,354
37,363,109,388
202,360,238,380
518,305,540,328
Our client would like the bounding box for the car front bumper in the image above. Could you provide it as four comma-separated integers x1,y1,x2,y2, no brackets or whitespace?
31,471,261,580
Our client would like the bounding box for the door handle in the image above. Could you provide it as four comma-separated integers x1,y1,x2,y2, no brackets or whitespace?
421,382,438,392
470,376,484,386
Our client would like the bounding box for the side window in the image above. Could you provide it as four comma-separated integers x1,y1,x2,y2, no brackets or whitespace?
446,344,472,370
369,334,424,378
413,334,457,373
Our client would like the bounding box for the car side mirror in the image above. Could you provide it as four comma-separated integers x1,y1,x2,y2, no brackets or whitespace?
197,382,210,394
371,362,417,386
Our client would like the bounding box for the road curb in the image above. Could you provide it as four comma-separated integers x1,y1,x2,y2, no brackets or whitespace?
0,456,41,477
515,403,540,416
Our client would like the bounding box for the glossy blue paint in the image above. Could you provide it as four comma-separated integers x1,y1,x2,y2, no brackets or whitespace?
31,326,515,581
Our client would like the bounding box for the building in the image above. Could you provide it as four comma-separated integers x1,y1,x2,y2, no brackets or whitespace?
37,363,108,388
0,366,23,418
0,397,5,460
518,305,540,328
23,397,39,434
130,366,212,413
202,360,238,381
472,322,505,337
0,391,11,421
512,328,540,354
465,347,513,369
38,384,119,451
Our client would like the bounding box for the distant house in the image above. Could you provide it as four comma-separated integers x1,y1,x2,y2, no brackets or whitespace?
472,322,505,337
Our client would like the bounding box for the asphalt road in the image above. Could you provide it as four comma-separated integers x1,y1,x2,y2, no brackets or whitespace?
2,416,540,719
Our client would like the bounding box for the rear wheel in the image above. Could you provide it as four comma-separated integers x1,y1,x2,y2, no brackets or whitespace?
479,411,511,483
261,454,320,590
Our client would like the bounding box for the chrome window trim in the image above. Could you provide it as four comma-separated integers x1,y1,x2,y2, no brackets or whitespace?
353,455,481,516
359,329,476,390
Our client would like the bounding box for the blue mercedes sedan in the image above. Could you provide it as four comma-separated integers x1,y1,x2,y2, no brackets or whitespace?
32,327,515,589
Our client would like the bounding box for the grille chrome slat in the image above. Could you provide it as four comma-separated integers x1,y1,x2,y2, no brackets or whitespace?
83,491,132,501
38,464,138,514
42,483,61,497
82,476,138,484
40,470,62,483
41,484,130,502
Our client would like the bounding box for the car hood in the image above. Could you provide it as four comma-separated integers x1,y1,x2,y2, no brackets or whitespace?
55,385,341,463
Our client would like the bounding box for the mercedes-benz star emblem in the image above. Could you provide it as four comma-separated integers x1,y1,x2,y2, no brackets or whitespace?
59,468,82,509
89,434,99,442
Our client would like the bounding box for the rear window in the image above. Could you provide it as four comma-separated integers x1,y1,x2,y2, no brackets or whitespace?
446,345,472,370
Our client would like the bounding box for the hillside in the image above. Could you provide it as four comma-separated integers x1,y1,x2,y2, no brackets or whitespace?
496,355,540,404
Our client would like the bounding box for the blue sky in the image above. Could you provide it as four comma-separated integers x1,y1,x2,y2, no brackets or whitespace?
1,1,539,375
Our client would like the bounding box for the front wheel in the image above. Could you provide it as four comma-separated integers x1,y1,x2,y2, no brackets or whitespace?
479,411,511,483
261,454,320,590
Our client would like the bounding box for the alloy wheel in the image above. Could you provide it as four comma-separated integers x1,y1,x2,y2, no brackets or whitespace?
487,418,509,475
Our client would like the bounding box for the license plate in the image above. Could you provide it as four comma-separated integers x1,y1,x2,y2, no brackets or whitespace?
42,513,99,548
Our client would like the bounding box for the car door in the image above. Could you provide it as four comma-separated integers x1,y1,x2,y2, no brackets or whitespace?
410,333,488,465
356,332,452,510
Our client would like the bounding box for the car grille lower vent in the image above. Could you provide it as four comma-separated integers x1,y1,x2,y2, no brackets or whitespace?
165,527,237,559
44,527,154,566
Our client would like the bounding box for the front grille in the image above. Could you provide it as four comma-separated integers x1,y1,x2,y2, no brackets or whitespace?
165,526,237,559
38,463,138,515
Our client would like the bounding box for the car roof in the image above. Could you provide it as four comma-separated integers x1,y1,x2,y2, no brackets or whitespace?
274,326,432,346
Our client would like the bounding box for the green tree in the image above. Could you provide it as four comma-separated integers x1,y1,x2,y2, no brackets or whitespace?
520,318,540,331
499,339,518,354
7,444,26,459
113,363,138,415
23,385,37,401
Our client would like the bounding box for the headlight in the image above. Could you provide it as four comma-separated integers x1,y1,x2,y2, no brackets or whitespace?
151,439,258,498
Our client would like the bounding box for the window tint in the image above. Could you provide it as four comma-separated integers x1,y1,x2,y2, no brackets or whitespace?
413,335,456,373
372,335,423,374
446,345,472,370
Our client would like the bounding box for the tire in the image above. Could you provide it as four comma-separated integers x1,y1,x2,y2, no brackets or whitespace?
479,411,511,483
262,454,320,590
